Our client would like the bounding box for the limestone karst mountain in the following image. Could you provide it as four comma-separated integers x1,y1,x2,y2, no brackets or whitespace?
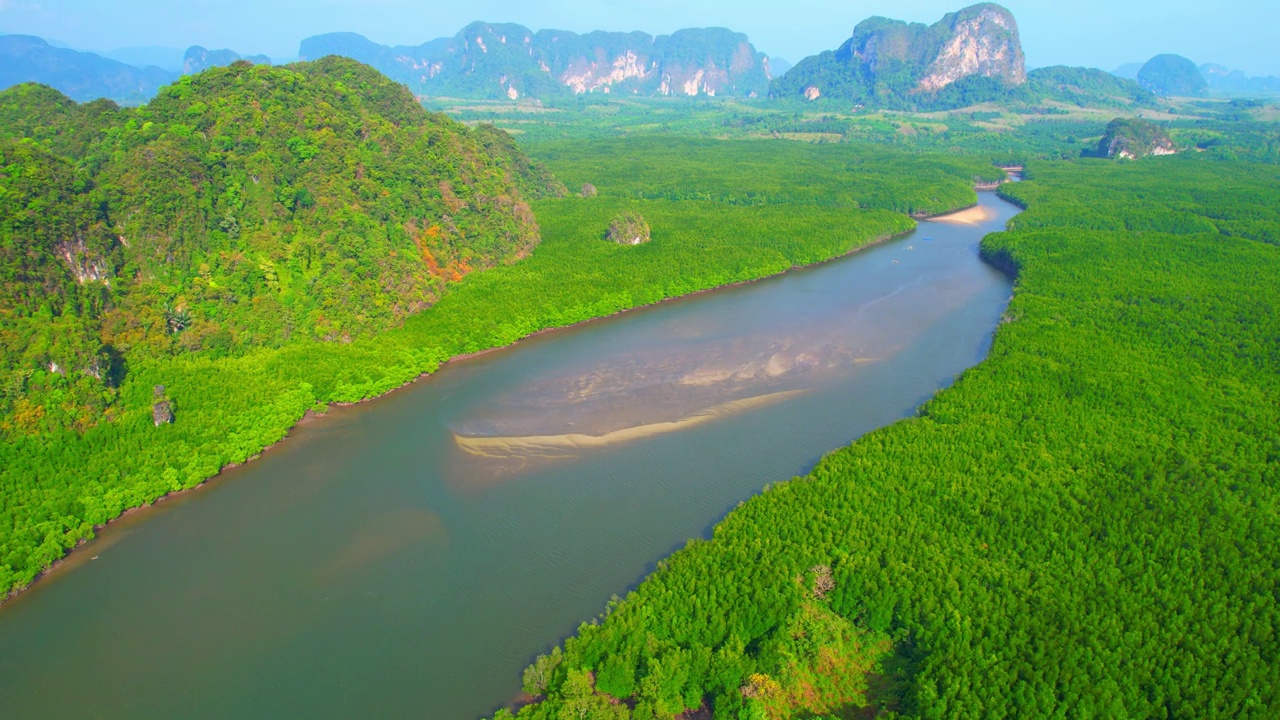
299,23,776,100
772,3,1026,106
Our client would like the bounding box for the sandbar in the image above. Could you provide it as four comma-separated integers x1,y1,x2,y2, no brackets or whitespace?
455,389,809,458
928,205,997,226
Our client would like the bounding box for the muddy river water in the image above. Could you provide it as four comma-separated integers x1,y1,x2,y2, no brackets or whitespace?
0,194,1020,718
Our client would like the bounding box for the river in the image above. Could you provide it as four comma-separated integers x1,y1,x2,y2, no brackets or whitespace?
0,193,1021,719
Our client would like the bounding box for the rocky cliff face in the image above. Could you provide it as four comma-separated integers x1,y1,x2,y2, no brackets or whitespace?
299,24,774,100
916,4,1025,91
773,3,1025,106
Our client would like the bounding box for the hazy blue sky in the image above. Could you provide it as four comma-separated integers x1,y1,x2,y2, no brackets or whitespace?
2,0,1277,76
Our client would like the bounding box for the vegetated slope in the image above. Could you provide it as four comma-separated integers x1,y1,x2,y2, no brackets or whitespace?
0,58,565,591
1,58,556,433
495,156,1280,719
0,139,993,600
0,83,123,158
1026,65,1157,108
1138,54,1208,97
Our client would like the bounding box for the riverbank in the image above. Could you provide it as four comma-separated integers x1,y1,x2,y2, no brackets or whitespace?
441,223,925,367
492,156,1280,720
0,203,945,607
2,143,1002,605
0,185,1026,720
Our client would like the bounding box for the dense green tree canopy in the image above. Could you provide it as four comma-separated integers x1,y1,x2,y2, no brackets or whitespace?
497,155,1280,719
1091,117,1176,159
0,58,561,435
1138,54,1209,97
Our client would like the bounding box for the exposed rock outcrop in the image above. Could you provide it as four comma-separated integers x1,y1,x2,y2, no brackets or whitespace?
606,212,650,245
299,24,775,100
1095,118,1177,159
772,3,1026,107
915,4,1026,91
152,386,173,426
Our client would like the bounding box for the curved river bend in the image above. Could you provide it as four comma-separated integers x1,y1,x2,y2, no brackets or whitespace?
0,194,1020,718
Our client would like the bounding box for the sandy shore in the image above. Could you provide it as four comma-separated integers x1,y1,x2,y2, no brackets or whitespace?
927,205,997,226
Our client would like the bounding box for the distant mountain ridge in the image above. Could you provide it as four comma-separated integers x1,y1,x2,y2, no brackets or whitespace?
771,4,1161,111
183,46,272,74
0,35,175,103
1111,63,1144,81
299,22,777,99
1200,64,1280,94
1114,56,1280,96
1,34,276,103
103,46,185,73
7,15,1274,109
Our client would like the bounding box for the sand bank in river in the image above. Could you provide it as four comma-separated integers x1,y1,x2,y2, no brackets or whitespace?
928,205,997,226
454,389,808,459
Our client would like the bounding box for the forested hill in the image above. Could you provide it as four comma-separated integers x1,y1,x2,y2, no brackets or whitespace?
495,156,1280,718
0,57,562,437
